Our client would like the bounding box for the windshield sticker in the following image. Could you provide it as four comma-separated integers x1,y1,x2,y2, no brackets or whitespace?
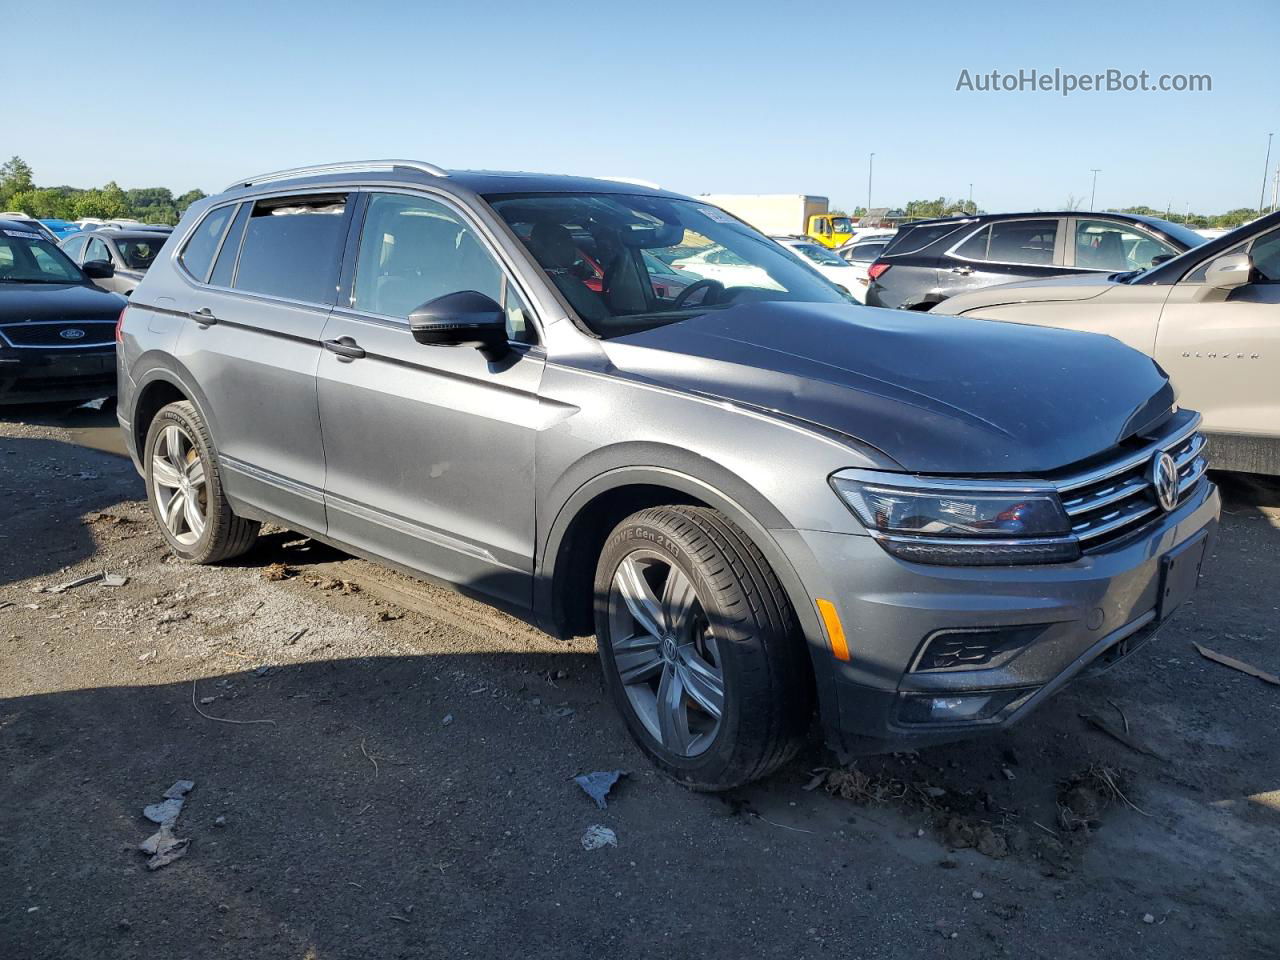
698,206,737,224
3,229,44,240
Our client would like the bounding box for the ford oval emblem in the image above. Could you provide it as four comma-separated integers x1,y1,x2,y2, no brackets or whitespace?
59,328,86,340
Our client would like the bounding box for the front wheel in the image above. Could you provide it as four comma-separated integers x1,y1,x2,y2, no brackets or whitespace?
594,506,811,789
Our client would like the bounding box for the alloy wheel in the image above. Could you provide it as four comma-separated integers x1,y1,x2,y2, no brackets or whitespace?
150,424,208,546
607,552,725,757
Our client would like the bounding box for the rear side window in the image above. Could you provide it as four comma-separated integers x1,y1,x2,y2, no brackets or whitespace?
233,194,348,303
847,240,888,262
883,222,970,256
180,205,235,282
954,219,1056,265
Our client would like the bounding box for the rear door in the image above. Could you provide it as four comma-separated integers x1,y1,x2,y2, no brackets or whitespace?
941,217,1065,297
316,189,545,608
173,193,351,534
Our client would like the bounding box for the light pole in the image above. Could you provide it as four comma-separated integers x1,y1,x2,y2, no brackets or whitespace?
865,152,875,213
1089,169,1101,211
968,183,973,212
1261,133,1274,214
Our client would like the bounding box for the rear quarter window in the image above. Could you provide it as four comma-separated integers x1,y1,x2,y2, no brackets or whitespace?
232,195,348,304
883,222,970,256
179,205,236,282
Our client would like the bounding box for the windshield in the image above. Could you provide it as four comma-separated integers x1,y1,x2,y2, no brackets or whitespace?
116,236,168,271
0,228,85,283
1139,217,1208,250
789,241,847,266
489,193,848,337
831,217,853,234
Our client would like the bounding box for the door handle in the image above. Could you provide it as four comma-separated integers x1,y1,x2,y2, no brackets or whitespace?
951,266,973,276
323,337,366,361
189,307,219,326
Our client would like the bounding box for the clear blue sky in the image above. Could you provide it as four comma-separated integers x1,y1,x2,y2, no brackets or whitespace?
13,0,1279,213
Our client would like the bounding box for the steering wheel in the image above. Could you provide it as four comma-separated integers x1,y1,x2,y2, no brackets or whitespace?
672,278,725,309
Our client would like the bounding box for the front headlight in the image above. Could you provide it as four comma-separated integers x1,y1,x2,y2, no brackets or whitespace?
831,471,1079,566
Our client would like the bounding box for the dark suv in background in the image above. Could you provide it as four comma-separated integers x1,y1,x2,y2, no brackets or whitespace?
866,211,1204,310
116,161,1218,789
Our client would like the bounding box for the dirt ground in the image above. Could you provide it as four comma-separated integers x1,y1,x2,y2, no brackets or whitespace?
2,404,1278,960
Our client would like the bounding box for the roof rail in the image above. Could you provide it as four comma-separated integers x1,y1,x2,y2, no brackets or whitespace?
224,159,448,192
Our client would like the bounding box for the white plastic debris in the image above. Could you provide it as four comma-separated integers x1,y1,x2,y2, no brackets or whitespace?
581,825,617,851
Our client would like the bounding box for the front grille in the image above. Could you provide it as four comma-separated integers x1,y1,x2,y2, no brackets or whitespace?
4,373,116,394
0,321,117,349
1054,417,1209,552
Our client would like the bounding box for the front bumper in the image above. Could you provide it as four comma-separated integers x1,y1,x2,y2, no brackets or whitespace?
781,478,1220,753
0,346,117,405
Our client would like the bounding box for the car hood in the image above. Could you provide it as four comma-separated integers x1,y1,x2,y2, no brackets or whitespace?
603,302,1174,475
0,282,126,321
936,272,1117,314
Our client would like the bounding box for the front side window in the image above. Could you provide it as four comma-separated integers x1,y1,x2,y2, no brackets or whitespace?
233,194,347,303
954,219,1056,265
1246,227,1280,282
0,229,84,283
489,192,846,338
62,235,88,262
180,204,235,282
85,237,111,264
352,193,504,319
1075,219,1176,271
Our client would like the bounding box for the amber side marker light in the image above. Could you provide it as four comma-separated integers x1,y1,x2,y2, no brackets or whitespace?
815,598,850,661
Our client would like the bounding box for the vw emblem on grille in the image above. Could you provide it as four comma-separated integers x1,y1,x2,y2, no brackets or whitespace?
59,328,86,340
1150,451,1179,513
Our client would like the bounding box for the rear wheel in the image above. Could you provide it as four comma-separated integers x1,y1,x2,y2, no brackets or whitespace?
143,400,259,564
594,506,811,789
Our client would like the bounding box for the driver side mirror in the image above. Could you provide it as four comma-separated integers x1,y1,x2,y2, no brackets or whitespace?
82,259,114,279
1193,252,1254,302
408,291,508,360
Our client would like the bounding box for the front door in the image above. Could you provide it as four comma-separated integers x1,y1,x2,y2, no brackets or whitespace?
1155,225,1280,442
317,191,545,608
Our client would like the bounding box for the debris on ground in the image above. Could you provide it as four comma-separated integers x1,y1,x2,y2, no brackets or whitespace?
580,825,617,850
1079,713,1165,760
1058,764,1147,831
824,766,907,804
1194,643,1280,686
374,610,403,622
102,572,129,587
574,770,626,810
284,628,308,646
84,512,132,525
42,572,104,593
261,563,297,582
441,714,453,726
138,780,195,871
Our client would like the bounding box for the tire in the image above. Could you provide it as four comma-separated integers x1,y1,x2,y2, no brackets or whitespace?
142,400,260,564
594,505,811,790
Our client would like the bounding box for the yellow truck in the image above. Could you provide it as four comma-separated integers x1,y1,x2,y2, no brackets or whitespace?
698,194,854,248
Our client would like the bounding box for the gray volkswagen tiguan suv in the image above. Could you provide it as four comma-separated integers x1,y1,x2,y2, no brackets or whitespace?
116,160,1220,789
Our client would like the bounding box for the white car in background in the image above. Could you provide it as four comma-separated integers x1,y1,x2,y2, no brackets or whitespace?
837,232,897,303
771,236,860,291
671,244,784,291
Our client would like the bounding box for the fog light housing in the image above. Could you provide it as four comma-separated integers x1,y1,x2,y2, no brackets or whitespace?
898,688,1029,724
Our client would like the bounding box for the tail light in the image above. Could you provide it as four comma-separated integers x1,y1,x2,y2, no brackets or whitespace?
115,307,127,344
867,261,891,282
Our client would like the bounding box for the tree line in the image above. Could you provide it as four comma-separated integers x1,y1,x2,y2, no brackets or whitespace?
0,156,206,226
